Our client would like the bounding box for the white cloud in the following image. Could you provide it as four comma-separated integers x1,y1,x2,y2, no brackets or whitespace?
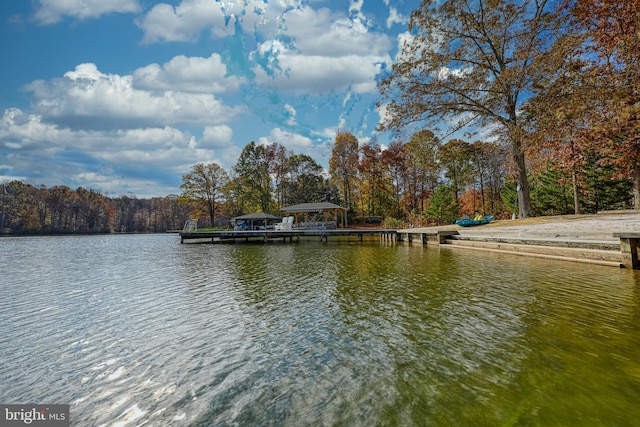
132,54,244,93
437,66,472,80
24,63,244,131
33,0,139,25
386,7,406,29
254,53,387,95
135,0,222,44
283,104,297,126
135,0,276,44
1,108,192,160
258,127,313,153
282,7,391,56
201,125,234,148
0,107,240,196
375,103,391,130
249,5,392,95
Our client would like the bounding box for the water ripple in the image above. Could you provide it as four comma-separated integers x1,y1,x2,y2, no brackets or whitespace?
1,235,639,426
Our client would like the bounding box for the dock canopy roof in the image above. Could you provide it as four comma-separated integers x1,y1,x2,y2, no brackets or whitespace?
231,212,282,231
280,202,347,227
280,202,346,213
233,212,281,221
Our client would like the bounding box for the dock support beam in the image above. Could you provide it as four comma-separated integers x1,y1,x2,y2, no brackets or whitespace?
614,233,640,269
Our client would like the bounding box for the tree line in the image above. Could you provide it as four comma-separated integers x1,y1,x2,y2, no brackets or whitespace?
0,128,632,234
0,181,190,234
179,131,631,229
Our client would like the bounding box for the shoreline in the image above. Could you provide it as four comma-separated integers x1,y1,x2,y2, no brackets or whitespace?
403,210,640,241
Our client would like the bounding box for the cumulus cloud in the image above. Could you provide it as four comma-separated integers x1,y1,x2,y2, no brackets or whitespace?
2,108,191,160
135,0,275,44
258,127,313,153
281,7,391,56
23,63,244,131
6,0,410,196
0,107,238,196
248,5,392,96
386,7,406,28
136,0,222,44
437,66,473,80
253,53,387,95
33,0,139,25
201,125,234,148
375,103,391,130
132,54,244,93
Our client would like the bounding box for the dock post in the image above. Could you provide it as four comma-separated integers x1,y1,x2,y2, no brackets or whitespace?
438,231,459,244
614,233,640,269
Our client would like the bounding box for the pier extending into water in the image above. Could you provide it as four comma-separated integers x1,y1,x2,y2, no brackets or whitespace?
179,226,638,269
180,228,398,244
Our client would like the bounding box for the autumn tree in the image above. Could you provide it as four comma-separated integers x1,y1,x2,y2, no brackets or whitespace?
180,162,229,227
569,0,640,209
523,59,596,214
281,154,330,206
378,0,572,218
358,141,393,218
403,130,441,215
470,141,508,214
266,142,290,209
329,131,360,213
232,142,273,213
46,186,76,232
381,141,406,217
438,139,475,201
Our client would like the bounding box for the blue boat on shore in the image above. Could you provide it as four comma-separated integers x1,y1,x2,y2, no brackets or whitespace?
456,215,494,227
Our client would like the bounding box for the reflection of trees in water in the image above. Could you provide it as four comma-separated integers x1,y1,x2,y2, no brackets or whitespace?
181,242,640,425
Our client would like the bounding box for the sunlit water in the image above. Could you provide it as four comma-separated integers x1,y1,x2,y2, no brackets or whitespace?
1,234,639,426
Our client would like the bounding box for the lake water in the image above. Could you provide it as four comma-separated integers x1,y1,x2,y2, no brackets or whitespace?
1,234,640,426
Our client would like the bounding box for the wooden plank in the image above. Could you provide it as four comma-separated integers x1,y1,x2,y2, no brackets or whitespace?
446,240,622,263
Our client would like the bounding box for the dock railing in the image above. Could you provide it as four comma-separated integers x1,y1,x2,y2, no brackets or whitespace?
183,219,198,232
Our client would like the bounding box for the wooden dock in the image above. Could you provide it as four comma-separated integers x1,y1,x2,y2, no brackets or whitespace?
180,228,398,244
180,227,636,269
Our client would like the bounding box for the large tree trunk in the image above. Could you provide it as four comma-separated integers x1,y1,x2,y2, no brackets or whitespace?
572,169,581,215
633,166,640,210
511,136,533,218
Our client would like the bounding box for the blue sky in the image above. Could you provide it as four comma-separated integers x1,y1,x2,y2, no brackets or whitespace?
0,0,416,197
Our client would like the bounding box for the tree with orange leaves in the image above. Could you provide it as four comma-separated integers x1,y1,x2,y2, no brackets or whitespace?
568,0,640,208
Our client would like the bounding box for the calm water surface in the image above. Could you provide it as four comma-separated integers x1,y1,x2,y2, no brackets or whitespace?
1,234,639,426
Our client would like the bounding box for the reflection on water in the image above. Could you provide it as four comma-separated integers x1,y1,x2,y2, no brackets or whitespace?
1,234,639,426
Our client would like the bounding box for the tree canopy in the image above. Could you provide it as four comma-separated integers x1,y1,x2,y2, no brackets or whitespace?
180,162,229,227
378,0,571,217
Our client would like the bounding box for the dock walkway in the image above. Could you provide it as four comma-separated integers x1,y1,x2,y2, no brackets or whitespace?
396,211,640,269
179,212,640,269
180,228,397,244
